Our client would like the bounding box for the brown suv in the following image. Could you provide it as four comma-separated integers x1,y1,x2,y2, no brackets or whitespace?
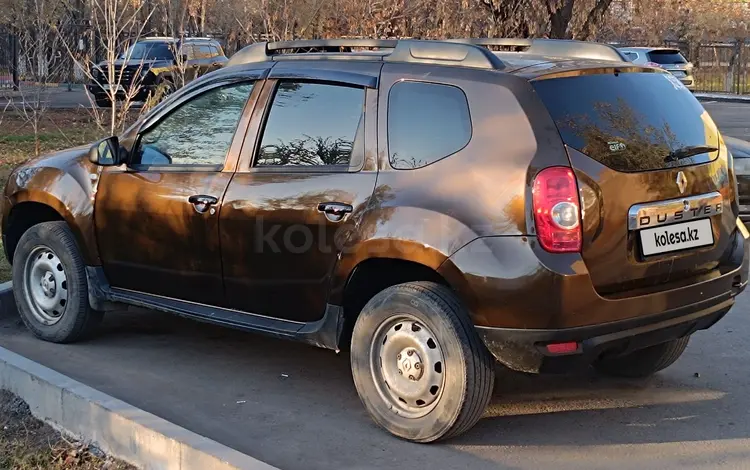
2,38,747,443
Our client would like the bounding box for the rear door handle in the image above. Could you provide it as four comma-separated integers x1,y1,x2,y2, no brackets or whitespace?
317,202,353,222
189,194,218,214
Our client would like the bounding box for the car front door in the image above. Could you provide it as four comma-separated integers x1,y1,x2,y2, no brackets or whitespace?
220,63,380,323
95,78,261,305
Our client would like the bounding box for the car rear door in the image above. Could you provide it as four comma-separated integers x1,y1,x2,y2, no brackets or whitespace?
219,61,380,323
95,74,264,305
532,70,741,297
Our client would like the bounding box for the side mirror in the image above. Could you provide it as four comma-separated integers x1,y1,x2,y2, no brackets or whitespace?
88,136,122,166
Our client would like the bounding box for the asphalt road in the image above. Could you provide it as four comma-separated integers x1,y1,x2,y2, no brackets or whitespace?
702,101,750,141
0,103,748,470
0,88,91,109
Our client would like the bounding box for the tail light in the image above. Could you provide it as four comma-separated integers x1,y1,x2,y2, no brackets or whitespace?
532,167,582,253
645,61,663,69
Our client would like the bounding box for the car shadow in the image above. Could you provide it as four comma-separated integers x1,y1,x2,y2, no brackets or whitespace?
3,306,748,458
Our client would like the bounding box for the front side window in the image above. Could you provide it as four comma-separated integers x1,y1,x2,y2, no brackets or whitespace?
256,81,365,168
198,45,213,59
135,82,254,167
179,45,196,61
388,81,472,169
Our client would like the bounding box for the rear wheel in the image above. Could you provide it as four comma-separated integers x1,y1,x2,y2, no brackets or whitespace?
593,337,690,378
350,281,494,443
12,222,102,343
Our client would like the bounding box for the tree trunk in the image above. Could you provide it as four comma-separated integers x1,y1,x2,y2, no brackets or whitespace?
547,0,575,39
577,0,615,40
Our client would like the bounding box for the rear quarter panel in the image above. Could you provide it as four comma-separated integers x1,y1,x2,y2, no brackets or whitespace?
329,63,569,305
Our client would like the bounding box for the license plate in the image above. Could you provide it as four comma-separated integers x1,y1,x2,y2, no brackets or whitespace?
671,71,686,78
640,219,713,256
101,84,124,92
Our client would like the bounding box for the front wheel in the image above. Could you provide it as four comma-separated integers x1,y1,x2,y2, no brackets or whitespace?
593,337,690,378
12,221,102,343
350,281,494,443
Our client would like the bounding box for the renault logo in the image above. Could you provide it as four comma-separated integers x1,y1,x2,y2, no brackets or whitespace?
676,171,688,194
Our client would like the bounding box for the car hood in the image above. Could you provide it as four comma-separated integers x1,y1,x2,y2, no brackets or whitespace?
21,144,91,170
3,142,103,206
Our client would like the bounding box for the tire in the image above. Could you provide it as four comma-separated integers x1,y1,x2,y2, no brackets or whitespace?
593,336,690,378
12,221,102,343
350,281,494,443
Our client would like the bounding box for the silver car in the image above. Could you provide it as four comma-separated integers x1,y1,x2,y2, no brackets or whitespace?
619,47,695,91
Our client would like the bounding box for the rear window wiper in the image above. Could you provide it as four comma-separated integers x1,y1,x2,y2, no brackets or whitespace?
664,145,718,163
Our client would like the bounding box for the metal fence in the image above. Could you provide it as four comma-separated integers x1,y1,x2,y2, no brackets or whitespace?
0,29,18,89
659,40,749,95
692,42,749,95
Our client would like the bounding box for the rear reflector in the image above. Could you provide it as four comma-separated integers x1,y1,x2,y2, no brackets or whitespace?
545,342,580,355
532,167,582,253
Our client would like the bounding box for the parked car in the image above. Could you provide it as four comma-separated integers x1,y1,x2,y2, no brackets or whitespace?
86,37,228,108
725,136,750,225
3,38,747,443
619,46,695,90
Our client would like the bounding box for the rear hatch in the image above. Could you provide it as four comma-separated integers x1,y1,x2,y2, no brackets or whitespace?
648,49,691,77
532,69,738,297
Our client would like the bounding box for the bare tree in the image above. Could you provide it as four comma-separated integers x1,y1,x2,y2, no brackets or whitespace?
59,0,154,135
6,0,71,156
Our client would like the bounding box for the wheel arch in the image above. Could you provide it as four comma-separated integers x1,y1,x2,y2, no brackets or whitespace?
333,254,468,349
4,191,97,266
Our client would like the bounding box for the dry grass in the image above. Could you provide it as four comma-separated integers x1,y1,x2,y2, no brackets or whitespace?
0,109,104,170
0,390,135,470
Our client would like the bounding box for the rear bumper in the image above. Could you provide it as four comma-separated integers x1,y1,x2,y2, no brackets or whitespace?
438,218,749,373
476,294,736,374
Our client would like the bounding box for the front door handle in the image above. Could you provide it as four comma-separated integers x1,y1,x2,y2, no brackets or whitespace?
317,202,353,222
189,194,218,214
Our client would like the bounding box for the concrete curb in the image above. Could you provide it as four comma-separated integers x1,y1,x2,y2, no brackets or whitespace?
0,282,278,470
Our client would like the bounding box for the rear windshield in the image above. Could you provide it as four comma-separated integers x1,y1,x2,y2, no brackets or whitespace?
647,50,687,65
533,72,718,172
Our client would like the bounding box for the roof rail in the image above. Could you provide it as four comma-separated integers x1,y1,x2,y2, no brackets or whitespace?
448,38,627,62
227,39,506,70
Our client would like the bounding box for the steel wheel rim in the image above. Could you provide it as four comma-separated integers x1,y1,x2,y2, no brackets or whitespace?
370,314,446,419
23,246,68,325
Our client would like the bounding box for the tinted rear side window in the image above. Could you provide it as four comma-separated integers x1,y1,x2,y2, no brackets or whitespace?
256,81,364,168
533,72,718,172
648,50,687,65
388,82,471,169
